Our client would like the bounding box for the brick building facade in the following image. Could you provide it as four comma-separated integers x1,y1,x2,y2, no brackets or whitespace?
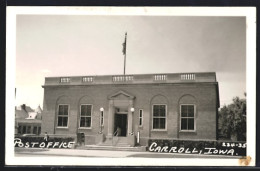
41,72,219,147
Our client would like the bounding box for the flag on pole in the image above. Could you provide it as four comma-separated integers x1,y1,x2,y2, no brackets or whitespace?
122,32,127,55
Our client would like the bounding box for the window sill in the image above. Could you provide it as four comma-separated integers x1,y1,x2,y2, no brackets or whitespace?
78,127,92,129
179,130,196,133
151,129,167,132
56,127,69,129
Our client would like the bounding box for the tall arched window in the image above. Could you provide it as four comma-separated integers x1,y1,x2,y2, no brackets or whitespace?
179,95,197,131
79,104,92,128
151,95,168,130
180,104,195,130
57,104,69,127
56,96,70,128
79,96,94,128
153,105,166,129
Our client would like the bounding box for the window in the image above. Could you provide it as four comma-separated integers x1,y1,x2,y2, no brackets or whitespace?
139,109,143,126
38,127,41,135
22,126,26,134
153,105,166,129
80,105,92,128
57,105,69,127
27,126,31,133
100,111,104,126
33,126,37,134
18,126,22,134
180,105,195,131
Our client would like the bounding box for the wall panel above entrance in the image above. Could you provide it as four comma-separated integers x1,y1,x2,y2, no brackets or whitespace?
108,90,135,100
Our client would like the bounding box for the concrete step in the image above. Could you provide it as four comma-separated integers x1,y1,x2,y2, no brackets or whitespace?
100,141,112,144
98,142,130,147
78,145,147,152
117,137,127,140
97,137,132,147
116,144,131,147
98,143,130,147
117,139,128,143
98,143,113,146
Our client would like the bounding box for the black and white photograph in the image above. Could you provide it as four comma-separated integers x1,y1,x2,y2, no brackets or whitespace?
5,7,256,166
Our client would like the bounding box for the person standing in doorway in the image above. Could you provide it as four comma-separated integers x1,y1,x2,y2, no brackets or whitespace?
115,126,121,136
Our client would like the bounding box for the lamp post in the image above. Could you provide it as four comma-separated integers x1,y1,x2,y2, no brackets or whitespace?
127,107,135,146
100,107,104,133
130,107,134,135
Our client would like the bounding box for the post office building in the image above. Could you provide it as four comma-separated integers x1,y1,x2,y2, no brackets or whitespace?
41,72,220,147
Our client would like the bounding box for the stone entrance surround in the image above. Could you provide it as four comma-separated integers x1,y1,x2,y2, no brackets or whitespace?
103,90,136,147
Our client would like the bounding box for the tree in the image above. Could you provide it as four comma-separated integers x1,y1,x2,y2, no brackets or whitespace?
218,95,246,141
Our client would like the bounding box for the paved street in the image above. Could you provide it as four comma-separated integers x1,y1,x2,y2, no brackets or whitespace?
15,147,241,158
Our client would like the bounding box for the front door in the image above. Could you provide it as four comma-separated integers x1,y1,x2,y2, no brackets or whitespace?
114,114,127,137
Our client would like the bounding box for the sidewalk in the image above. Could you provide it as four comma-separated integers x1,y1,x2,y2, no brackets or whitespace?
15,147,242,158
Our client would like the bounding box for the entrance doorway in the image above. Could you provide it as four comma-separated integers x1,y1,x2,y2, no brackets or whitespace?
114,114,127,137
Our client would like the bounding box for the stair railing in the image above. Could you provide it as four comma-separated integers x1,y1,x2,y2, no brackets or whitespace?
112,130,119,146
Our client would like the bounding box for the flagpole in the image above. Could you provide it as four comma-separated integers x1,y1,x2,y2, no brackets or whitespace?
124,53,126,75
123,32,127,75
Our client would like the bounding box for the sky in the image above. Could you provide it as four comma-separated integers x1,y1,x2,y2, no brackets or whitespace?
15,15,246,109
